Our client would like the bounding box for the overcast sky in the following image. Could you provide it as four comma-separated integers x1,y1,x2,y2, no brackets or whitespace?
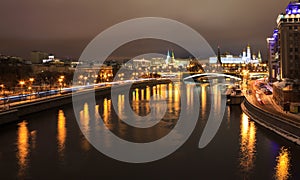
0,0,291,60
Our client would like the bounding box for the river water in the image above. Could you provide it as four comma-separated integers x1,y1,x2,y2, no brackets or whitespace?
0,82,299,179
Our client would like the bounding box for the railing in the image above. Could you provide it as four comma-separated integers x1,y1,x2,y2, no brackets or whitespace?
243,98,300,139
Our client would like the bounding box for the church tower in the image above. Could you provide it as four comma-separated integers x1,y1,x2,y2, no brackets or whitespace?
246,44,251,61
257,51,262,63
217,45,222,65
166,50,171,64
171,50,175,64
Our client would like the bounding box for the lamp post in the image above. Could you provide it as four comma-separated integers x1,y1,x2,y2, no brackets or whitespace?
58,78,63,94
19,81,25,100
28,86,32,101
29,78,34,100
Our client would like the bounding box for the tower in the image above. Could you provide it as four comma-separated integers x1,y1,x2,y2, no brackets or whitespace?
171,50,175,64
166,50,171,64
217,45,222,65
275,1,300,79
246,44,251,61
257,51,262,63
242,48,247,63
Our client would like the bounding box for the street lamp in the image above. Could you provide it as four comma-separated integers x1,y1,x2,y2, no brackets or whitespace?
19,81,25,99
58,78,63,94
28,86,32,101
29,78,34,99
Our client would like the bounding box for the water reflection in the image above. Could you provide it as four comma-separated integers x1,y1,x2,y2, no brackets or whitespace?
17,121,30,178
239,113,257,176
275,147,291,180
57,110,66,158
103,98,112,124
80,103,91,151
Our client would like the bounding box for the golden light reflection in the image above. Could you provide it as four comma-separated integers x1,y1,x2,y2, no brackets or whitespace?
168,84,173,112
201,84,207,116
17,121,29,178
161,84,167,99
239,113,257,174
146,86,150,100
118,94,125,120
135,88,139,101
174,84,180,112
80,103,90,151
57,110,66,157
275,147,291,180
132,91,136,101
153,86,157,100
141,89,144,100
168,83,173,101
103,98,111,123
174,84,180,103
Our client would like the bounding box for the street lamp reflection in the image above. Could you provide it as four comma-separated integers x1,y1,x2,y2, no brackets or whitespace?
239,113,257,176
275,147,291,180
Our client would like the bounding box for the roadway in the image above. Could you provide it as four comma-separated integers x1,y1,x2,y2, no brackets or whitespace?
244,80,300,124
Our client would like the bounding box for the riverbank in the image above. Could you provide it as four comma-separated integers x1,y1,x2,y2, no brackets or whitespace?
241,96,300,145
0,79,171,125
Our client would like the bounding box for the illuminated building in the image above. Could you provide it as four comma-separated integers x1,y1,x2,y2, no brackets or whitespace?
133,59,151,68
209,44,262,65
99,65,113,82
268,1,300,80
266,29,280,81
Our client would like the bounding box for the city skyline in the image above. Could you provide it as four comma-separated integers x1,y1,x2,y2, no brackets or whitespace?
0,0,291,60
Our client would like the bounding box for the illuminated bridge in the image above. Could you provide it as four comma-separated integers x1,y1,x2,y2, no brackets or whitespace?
182,72,242,82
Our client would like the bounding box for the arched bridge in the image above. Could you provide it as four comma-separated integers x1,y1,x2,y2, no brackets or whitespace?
183,73,242,82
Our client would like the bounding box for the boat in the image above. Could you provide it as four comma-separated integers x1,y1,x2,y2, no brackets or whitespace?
225,87,245,105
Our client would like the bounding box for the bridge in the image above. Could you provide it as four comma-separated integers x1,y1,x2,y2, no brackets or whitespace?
182,72,242,82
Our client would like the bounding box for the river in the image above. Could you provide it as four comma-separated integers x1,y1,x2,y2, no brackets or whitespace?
0,82,299,179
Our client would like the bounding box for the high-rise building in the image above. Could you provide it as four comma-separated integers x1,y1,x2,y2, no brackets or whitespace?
268,1,300,80
30,51,49,64
266,29,280,81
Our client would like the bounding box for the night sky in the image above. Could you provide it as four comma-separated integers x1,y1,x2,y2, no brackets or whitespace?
0,0,291,60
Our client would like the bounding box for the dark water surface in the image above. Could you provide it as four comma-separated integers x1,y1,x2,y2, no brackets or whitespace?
0,82,299,179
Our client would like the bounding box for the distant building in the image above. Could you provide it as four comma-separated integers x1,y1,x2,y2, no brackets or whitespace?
268,1,300,80
98,65,114,82
209,44,262,64
30,51,49,64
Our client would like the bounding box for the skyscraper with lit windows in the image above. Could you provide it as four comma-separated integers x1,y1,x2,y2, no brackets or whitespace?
268,1,300,80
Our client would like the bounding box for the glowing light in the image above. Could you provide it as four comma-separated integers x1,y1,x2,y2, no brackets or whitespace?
19,81,25,86
286,2,300,15
80,103,91,151
239,113,257,174
17,121,29,178
57,110,66,157
275,147,291,180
